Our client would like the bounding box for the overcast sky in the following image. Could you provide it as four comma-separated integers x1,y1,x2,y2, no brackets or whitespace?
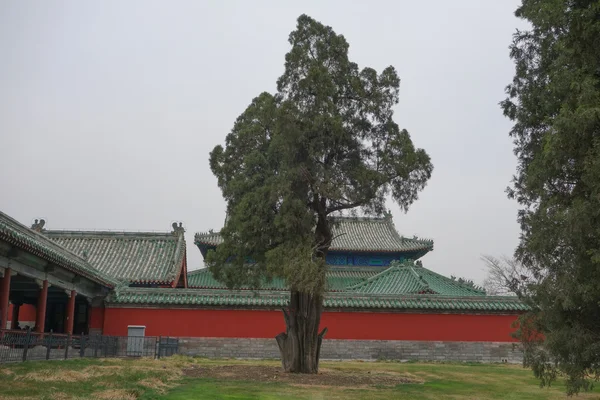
0,1,527,284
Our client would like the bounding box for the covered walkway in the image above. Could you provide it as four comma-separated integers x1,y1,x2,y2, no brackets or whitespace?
0,214,115,334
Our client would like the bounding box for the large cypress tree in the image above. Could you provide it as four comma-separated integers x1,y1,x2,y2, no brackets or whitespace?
208,15,432,373
502,0,600,393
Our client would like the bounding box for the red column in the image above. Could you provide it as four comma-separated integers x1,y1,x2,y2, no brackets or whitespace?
35,280,48,333
0,268,11,330
65,290,76,335
11,303,20,329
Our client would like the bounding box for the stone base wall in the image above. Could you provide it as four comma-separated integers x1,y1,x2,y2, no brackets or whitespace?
176,337,523,364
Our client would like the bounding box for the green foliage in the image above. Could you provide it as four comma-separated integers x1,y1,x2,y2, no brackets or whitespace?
208,15,432,294
501,0,600,394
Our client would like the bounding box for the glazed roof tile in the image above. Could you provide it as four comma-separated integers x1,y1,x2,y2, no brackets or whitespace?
0,212,116,287
186,267,378,291
328,216,433,253
347,264,487,296
348,265,430,294
187,269,286,290
187,262,485,297
175,261,502,311
106,287,528,312
46,230,186,285
195,215,434,254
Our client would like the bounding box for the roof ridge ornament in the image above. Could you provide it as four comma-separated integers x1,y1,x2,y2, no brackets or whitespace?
171,222,185,236
31,218,46,232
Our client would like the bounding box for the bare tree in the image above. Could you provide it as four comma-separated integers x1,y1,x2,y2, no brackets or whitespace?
481,255,536,297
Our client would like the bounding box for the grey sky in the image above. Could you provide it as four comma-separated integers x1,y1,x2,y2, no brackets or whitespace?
0,0,527,284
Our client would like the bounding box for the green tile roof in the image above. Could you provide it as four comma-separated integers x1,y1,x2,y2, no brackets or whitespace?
326,268,381,291
348,265,431,294
176,262,508,312
187,267,379,291
347,264,487,296
46,230,186,285
0,212,117,287
187,269,287,290
415,265,487,296
106,286,528,312
195,215,434,255
328,216,433,253
187,262,485,297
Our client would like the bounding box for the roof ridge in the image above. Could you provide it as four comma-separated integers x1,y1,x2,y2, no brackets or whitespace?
111,285,525,301
196,231,220,237
407,265,432,291
418,265,487,295
46,230,175,237
345,265,396,289
345,265,414,291
330,216,388,222
169,232,187,284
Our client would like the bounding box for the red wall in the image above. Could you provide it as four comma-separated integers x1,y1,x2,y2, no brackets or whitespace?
103,308,519,342
20,304,37,320
7,304,36,322
89,306,105,330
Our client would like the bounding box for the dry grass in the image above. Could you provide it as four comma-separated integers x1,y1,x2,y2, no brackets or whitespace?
0,396,38,400
92,389,138,400
17,365,122,382
49,393,71,400
1,357,599,399
138,377,175,393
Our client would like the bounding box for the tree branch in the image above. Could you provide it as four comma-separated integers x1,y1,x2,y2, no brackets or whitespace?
326,200,364,214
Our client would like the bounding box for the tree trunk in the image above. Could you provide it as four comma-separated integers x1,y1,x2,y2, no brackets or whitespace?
275,290,328,373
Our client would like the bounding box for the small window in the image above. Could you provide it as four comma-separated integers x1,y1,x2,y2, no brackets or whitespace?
369,258,383,266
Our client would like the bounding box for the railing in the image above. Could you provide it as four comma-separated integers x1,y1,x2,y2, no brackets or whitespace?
0,329,178,363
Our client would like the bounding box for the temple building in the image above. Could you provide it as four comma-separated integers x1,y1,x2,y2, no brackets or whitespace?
0,210,527,362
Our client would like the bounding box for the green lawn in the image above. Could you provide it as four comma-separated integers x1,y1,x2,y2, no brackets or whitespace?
0,356,598,399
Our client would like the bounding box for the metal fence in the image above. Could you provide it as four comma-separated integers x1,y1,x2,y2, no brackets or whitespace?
0,329,178,363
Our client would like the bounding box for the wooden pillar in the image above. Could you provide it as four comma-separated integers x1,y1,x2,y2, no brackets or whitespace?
0,268,11,330
35,280,49,333
11,303,20,329
65,290,76,335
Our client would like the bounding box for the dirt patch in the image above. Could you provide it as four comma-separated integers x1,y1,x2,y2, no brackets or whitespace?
183,365,422,387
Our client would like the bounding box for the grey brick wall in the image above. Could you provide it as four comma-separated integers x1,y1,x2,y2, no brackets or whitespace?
175,337,523,364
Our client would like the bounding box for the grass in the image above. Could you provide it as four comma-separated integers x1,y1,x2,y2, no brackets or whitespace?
0,356,598,399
